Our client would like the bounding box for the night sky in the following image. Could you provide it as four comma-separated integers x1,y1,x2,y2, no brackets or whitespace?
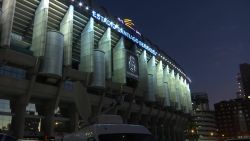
94,0,250,107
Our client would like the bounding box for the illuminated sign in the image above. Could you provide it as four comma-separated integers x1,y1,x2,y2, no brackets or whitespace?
92,11,157,56
118,18,142,36
126,52,139,79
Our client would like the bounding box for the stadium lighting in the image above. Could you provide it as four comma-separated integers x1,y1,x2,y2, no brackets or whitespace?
79,2,83,7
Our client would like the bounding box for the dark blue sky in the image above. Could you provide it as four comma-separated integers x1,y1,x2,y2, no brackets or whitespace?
95,0,250,107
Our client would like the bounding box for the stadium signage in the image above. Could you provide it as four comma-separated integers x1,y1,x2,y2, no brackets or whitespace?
126,51,139,79
92,11,157,56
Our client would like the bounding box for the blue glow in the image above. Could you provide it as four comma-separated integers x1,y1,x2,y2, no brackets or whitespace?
92,11,157,56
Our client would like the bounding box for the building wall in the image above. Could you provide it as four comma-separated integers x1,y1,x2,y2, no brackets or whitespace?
189,92,218,141
215,98,250,140
239,64,250,98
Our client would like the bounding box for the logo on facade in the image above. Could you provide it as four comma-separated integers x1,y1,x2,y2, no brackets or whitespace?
118,18,141,36
128,56,137,73
126,52,139,79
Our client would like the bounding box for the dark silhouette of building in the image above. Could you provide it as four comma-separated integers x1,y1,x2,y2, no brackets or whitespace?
188,92,217,141
214,98,250,140
238,64,250,99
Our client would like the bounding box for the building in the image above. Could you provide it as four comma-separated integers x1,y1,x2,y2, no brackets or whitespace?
215,98,250,140
214,63,250,140
237,73,245,98
237,64,250,99
189,92,217,141
0,0,192,140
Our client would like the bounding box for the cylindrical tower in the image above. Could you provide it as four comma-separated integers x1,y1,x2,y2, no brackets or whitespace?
91,49,105,89
40,30,64,77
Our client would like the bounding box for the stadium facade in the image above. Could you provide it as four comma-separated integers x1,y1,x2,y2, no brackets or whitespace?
0,0,192,140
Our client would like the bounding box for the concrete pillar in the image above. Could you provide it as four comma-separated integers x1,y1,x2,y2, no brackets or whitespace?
170,124,176,141
187,83,192,112
165,125,171,141
147,56,156,102
156,61,165,104
135,50,148,97
10,98,26,139
79,17,94,72
36,101,55,137
150,117,158,138
158,124,165,141
179,129,185,141
180,76,185,112
0,0,16,48
99,28,112,79
73,81,91,122
183,80,189,113
112,37,126,84
60,5,74,67
68,104,79,132
175,73,181,110
175,117,185,141
31,0,49,56
168,114,177,141
163,65,170,107
169,69,177,108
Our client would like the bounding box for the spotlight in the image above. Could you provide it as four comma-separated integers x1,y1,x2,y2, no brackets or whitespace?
71,0,75,2
79,2,83,7
85,6,89,10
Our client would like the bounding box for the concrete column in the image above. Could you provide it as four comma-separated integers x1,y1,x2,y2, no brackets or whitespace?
163,65,170,107
183,80,189,113
168,114,177,141
60,5,74,66
112,37,126,84
135,50,148,97
180,76,185,112
31,0,49,56
73,81,91,122
99,28,112,79
175,117,185,141
9,98,26,139
37,101,55,137
169,69,177,108
170,124,176,141
156,60,165,104
146,56,156,102
69,104,79,132
0,0,16,48
158,124,165,141
80,17,94,72
165,125,171,141
187,83,192,112
175,73,181,110
179,129,185,141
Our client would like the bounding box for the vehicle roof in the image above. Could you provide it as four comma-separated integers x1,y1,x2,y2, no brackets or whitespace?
90,124,151,135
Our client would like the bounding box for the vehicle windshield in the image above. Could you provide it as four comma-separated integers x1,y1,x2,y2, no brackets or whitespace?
99,133,156,141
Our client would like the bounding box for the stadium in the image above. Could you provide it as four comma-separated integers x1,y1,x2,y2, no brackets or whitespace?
0,0,192,140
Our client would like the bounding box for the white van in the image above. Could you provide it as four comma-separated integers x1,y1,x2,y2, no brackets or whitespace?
63,124,155,141
63,115,156,141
